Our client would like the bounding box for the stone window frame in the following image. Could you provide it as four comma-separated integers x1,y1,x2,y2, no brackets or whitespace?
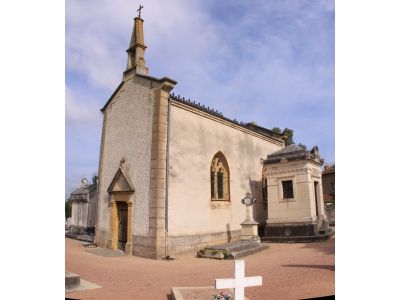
278,176,296,202
210,152,230,202
282,180,294,199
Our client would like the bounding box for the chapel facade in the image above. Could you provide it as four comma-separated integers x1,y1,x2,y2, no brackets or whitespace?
95,15,288,259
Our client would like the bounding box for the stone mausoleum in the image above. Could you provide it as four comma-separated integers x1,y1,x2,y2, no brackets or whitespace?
263,145,330,241
69,178,98,236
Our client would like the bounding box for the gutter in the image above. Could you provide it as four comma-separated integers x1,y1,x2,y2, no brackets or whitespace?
164,94,171,258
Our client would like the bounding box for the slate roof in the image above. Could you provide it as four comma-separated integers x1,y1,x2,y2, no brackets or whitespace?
268,144,306,156
264,144,324,164
71,183,97,197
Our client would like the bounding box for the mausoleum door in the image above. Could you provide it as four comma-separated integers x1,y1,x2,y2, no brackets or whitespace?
314,182,320,220
117,202,128,251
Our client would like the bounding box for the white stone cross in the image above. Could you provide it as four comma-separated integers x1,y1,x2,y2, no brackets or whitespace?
215,260,262,300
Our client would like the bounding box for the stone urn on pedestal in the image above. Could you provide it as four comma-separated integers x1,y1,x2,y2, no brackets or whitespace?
240,193,260,242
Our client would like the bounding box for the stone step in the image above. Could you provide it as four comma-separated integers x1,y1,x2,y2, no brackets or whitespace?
66,232,95,243
261,232,333,243
198,240,268,259
205,241,261,253
228,243,269,259
65,271,80,287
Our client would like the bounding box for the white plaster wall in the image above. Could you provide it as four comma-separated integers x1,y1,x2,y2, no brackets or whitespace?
97,77,154,236
167,104,283,236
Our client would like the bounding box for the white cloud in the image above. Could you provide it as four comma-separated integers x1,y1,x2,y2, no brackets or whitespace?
65,85,101,124
66,0,214,91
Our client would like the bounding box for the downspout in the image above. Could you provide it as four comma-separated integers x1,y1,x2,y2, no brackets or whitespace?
164,95,171,258
94,176,99,242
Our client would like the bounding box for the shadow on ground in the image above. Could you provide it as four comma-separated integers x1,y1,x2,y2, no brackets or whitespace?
282,264,335,271
299,235,335,256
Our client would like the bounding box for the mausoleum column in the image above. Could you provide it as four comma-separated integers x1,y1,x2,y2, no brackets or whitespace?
125,200,133,254
316,180,328,225
108,199,118,249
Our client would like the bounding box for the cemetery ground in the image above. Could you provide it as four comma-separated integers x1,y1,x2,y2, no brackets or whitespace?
65,234,334,299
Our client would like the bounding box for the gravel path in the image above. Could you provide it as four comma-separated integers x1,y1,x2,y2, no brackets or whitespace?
66,236,334,299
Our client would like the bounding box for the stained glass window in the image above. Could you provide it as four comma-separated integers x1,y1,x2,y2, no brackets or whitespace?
217,170,224,199
210,152,230,201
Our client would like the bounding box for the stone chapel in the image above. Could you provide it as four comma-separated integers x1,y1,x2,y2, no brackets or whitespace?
95,14,329,259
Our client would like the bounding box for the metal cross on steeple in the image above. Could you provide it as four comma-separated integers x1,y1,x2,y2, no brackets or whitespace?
137,4,144,18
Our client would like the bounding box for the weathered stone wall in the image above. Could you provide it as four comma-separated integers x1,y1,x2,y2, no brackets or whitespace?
71,201,88,228
168,230,242,255
322,172,335,202
97,76,155,247
167,102,283,251
324,203,335,225
88,189,98,228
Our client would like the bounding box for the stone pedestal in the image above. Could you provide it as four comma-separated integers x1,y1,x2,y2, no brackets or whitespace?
125,242,132,255
240,220,260,242
240,203,260,242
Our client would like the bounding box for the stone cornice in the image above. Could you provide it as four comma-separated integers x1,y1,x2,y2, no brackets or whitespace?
126,44,147,52
264,166,321,179
264,167,312,178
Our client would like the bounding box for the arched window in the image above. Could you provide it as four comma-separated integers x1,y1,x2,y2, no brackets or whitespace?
210,152,230,201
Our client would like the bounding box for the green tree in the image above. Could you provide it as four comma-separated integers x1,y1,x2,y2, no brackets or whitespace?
65,199,72,219
272,127,295,146
282,128,294,146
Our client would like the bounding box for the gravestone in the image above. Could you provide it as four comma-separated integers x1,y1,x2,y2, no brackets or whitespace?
171,260,259,299
215,260,262,300
197,193,267,259
240,193,260,242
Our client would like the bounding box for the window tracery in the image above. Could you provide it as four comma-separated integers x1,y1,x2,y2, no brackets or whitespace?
210,152,230,201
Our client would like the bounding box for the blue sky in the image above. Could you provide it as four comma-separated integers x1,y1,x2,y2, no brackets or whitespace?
66,0,334,197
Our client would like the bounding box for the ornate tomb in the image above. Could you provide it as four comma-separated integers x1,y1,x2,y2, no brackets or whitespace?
262,145,331,241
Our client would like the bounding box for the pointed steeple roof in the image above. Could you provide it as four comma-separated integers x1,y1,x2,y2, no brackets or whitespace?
125,13,149,77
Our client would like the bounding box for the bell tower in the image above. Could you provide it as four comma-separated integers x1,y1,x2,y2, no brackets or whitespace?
125,5,149,77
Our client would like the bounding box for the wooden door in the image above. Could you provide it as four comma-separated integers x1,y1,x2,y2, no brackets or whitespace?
117,202,128,251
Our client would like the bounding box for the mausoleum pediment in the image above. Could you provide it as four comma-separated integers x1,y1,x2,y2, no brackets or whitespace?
107,167,134,194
